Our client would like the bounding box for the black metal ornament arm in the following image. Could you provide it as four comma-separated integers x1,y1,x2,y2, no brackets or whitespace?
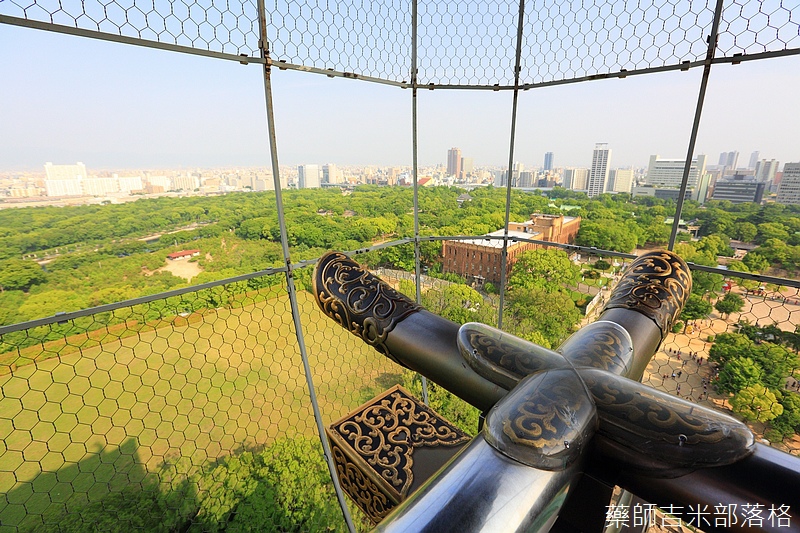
313,250,800,532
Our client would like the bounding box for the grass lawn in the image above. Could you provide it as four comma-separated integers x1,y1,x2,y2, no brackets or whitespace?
0,290,401,530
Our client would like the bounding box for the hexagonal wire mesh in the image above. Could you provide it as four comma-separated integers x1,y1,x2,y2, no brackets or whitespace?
0,272,405,531
0,0,261,57
1,1,798,84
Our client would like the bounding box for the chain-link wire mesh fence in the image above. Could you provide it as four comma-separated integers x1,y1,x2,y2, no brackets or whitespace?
0,268,408,532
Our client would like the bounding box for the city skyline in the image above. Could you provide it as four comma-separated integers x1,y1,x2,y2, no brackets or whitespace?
2,25,800,171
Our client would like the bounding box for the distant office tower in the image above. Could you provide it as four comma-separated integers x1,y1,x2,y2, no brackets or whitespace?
298,164,321,188
748,151,760,170
610,168,634,193
461,157,474,178
544,152,554,172
587,144,611,198
447,148,462,178
44,162,87,196
754,159,779,183
719,151,739,172
563,168,589,190
323,163,340,184
519,171,534,188
645,154,707,188
776,163,800,205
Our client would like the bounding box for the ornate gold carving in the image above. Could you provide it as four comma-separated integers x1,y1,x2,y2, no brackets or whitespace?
457,322,569,390
557,321,633,375
331,386,469,500
485,369,597,470
604,250,692,336
580,368,754,468
313,251,422,362
330,442,395,524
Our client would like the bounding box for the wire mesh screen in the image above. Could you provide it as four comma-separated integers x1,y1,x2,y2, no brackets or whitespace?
717,0,800,56
266,0,411,81
0,275,358,532
520,0,715,85
417,0,519,86
0,0,261,57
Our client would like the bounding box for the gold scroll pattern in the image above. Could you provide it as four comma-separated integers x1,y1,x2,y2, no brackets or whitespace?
330,443,395,525
461,326,568,382
557,321,633,375
334,387,470,499
486,369,597,470
604,250,692,336
580,368,754,467
313,251,422,361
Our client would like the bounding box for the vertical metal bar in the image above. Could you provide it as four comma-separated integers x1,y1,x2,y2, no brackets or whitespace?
668,0,725,249
497,0,527,329
410,0,429,405
256,3,356,532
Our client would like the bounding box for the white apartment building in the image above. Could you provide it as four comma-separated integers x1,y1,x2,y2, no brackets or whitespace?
587,144,610,198
776,163,800,205
298,164,321,188
44,162,87,196
563,168,588,191
645,154,707,188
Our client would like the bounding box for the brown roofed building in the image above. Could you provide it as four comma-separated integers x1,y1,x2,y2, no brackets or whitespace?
167,249,200,260
442,214,580,285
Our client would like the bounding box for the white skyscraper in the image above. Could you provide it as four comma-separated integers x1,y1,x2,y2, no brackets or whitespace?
323,163,340,184
754,159,779,183
298,164,321,188
587,144,611,198
748,151,760,170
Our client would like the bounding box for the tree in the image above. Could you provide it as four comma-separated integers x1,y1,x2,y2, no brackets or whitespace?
733,221,758,243
717,357,764,394
680,293,713,321
508,249,580,293
593,259,611,271
0,259,46,291
505,287,582,347
715,292,745,318
730,384,784,422
709,333,755,367
770,391,800,439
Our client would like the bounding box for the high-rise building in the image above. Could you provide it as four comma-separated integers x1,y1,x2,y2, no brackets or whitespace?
173,175,200,191
754,159,779,183
563,168,589,191
447,148,462,178
587,144,611,198
543,152,554,172
461,157,474,179
323,163,340,184
610,168,634,193
748,151,760,170
83,177,118,196
776,163,800,205
44,162,87,197
719,151,739,173
645,154,707,188
298,164,321,188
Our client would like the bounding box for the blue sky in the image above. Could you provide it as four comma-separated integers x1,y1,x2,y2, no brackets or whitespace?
1,21,799,171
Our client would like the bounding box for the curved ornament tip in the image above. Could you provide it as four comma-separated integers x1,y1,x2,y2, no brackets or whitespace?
604,250,692,337
313,251,423,362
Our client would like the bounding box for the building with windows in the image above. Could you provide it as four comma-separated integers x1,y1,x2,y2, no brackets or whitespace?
587,144,610,198
564,168,588,191
609,169,633,193
544,152,554,172
44,162,87,197
298,164,321,188
776,163,800,205
645,154,707,189
447,148,462,178
442,214,581,284
710,175,766,204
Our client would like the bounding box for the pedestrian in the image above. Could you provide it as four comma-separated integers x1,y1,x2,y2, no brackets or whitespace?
672,372,676,379
677,370,682,378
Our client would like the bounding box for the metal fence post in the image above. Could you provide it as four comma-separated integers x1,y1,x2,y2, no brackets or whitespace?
255,2,357,531
668,0,726,250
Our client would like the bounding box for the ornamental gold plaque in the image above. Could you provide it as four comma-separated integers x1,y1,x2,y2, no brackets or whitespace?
326,385,470,524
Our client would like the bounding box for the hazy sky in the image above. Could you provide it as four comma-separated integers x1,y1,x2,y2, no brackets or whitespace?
2,23,799,171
